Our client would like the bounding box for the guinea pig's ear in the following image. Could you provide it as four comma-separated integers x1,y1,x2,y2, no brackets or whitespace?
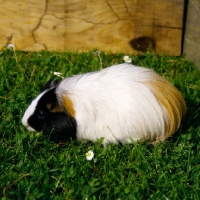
40,80,60,92
42,87,65,113
46,100,65,113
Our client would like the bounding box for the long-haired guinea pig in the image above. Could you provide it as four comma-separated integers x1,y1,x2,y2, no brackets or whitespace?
22,64,186,144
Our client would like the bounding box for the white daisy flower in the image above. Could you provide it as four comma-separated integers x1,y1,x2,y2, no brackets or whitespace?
123,55,132,64
7,43,15,51
50,71,64,78
53,72,62,76
86,150,94,161
93,50,101,56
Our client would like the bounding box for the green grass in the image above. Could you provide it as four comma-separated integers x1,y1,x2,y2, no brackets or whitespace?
0,49,200,199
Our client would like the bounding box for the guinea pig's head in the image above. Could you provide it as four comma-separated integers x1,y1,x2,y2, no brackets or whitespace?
22,80,77,143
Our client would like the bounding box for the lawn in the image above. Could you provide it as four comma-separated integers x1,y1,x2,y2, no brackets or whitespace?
0,49,200,199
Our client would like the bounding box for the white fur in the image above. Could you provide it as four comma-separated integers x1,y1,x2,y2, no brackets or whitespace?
56,64,171,144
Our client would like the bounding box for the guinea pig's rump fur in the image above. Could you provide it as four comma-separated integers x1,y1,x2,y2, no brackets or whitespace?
22,64,186,144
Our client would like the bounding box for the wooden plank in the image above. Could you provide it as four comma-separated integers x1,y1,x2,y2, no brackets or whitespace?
183,0,200,68
0,0,184,55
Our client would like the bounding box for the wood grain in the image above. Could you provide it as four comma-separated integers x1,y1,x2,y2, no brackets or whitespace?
0,0,184,55
183,0,200,68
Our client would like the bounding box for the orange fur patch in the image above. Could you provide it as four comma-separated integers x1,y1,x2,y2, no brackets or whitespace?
146,74,186,140
61,95,75,117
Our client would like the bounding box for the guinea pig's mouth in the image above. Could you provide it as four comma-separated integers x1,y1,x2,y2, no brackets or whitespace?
26,126,36,132
22,115,37,132
25,125,36,132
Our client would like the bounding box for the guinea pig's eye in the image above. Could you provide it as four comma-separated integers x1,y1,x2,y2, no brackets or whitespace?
37,110,46,119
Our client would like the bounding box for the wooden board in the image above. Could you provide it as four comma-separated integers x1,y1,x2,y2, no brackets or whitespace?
0,0,184,55
183,0,200,68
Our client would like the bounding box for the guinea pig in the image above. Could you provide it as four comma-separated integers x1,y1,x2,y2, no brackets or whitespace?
22,64,186,144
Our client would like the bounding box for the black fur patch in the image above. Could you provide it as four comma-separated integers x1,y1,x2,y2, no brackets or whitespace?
43,112,77,142
40,80,60,92
28,88,77,143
